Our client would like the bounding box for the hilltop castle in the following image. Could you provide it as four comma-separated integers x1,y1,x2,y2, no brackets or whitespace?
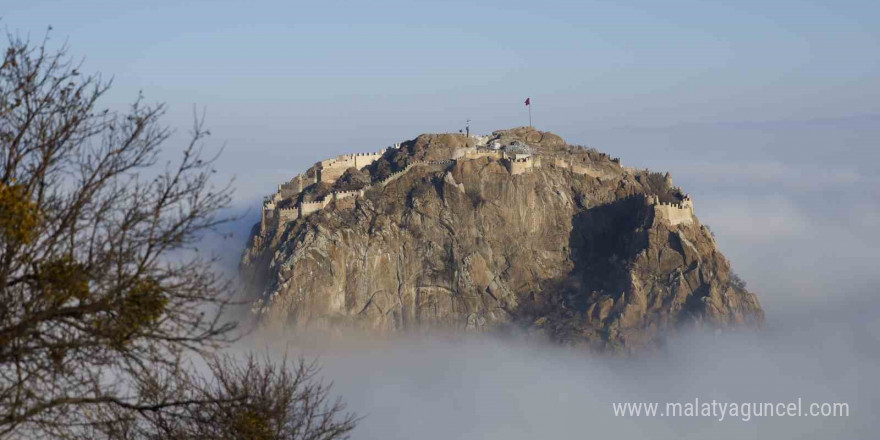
241,128,760,351
259,131,695,235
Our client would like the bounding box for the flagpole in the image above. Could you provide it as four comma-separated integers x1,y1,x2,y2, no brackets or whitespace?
525,97,532,128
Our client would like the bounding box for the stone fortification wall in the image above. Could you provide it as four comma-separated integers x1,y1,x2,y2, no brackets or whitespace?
264,160,454,232
265,157,507,233
352,151,386,168
279,174,314,198
333,189,363,201
376,160,453,188
317,166,347,184
506,156,535,175
332,189,362,210
298,199,329,217
261,201,276,232
570,164,602,178
462,149,503,160
645,194,694,226
261,144,610,235
552,155,620,179
278,207,299,223
317,148,387,184
259,146,403,234
554,157,570,168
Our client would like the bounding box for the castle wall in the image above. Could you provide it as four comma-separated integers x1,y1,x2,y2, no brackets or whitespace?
334,155,358,169
655,204,693,226
506,157,533,175
333,189,364,201
647,194,694,226
298,199,328,217
378,166,411,187
281,174,316,197
317,165,348,184
263,141,691,238
279,175,304,199
353,152,385,168
463,149,503,160
317,149,387,183
278,207,299,224
570,164,603,178
551,155,603,178
261,205,275,233
265,147,548,234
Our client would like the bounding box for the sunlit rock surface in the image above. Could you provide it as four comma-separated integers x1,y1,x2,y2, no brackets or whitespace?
241,127,763,352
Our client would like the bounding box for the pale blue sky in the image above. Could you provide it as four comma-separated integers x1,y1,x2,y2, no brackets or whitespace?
5,1,879,153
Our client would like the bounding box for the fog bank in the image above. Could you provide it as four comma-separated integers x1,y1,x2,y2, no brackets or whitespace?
244,298,876,439
209,115,879,439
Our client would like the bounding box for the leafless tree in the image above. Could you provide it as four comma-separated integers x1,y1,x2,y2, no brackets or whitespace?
0,32,356,439
81,355,359,440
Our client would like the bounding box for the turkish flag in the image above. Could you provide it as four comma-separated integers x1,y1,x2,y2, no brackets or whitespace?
525,98,530,106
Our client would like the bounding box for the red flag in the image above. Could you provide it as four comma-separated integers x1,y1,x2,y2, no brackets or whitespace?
525,97,530,106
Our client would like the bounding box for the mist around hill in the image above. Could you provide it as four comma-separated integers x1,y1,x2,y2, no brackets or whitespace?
201,115,880,439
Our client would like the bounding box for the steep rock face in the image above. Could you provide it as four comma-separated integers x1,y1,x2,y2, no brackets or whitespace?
241,129,763,351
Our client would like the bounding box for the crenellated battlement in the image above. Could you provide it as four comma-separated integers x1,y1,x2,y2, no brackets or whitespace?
279,174,312,198
260,199,278,230
298,199,329,217
333,189,364,200
316,148,388,183
260,158,463,234
374,159,452,187
278,207,299,222
551,154,623,179
644,193,694,226
462,149,504,160
504,154,538,175
258,140,637,235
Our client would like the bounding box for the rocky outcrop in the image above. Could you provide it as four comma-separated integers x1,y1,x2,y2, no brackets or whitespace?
241,128,763,352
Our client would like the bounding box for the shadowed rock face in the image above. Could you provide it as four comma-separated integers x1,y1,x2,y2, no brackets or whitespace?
241,129,763,352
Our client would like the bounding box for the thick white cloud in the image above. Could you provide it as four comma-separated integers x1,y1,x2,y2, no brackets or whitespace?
210,115,880,439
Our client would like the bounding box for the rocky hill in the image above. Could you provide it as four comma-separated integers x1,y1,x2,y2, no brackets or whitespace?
241,127,763,352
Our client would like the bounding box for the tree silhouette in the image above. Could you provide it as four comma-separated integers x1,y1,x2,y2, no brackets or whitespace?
0,32,356,439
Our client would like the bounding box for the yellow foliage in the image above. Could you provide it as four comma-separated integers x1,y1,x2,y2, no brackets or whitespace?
0,182,39,244
96,277,169,348
39,256,90,303
124,277,168,324
231,409,274,440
